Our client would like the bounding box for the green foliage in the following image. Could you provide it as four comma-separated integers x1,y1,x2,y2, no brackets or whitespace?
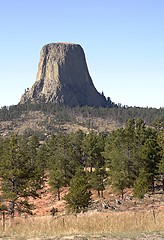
156,127,164,191
103,123,137,197
0,114,163,217
112,170,129,199
0,204,7,212
64,167,92,213
0,134,45,217
140,128,162,191
82,131,106,171
90,167,107,198
49,165,66,201
134,169,149,198
47,133,82,186
47,132,84,200
0,103,164,132
104,118,163,197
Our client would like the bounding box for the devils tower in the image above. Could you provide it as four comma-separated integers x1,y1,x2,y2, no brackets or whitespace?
20,43,110,107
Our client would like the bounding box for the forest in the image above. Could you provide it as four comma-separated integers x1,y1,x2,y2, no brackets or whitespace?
0,102,164,125
0,118,164,216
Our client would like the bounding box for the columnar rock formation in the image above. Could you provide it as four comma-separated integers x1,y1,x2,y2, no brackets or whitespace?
20,43,111,107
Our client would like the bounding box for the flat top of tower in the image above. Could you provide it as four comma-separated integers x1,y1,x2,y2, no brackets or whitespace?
41,42,83,53
57,42,75,44
43,42,81,48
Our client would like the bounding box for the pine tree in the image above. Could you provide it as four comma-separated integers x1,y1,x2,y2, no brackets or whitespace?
64,167,92,213
103,127,134,198
49,165,65,201
103,119,149,197
0,134,44,217
48,133,82,200
134,168,149,198
82,132,105,172
140,128,162,192
157,128,164,191
90,167,107,198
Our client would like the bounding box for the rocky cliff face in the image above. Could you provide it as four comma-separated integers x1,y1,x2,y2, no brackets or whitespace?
20,43,110,107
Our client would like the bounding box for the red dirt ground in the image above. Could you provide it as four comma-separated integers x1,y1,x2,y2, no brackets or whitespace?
29,183,164,217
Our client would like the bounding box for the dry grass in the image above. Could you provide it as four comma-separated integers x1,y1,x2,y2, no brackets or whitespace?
0,209,164,239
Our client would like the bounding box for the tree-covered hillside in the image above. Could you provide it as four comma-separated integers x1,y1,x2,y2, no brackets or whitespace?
0,102,163,137
0,118,163,215
0,102,164,124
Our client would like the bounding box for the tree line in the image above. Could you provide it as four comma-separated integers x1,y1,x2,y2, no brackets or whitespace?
0,102,164,126
0,118,163,215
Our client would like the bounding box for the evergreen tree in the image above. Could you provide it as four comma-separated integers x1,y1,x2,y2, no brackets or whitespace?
134,168,149,198
48,133,82,200
140,128,162,192
64,167,92,213
49,165,65,201
68,130,85,165
0,134,44,217
0,137,3,158
157,126,164,191
103,126,135,197
103,119,151,198
90,167,107,198
82,132,105,172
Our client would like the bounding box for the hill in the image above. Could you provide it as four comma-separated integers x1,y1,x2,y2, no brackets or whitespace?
0,102,163,137
0,105,163,239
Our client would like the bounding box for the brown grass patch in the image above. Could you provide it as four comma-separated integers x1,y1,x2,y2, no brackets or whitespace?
0,209,163,239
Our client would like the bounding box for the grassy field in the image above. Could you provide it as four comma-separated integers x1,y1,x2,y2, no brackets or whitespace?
0,209,164,239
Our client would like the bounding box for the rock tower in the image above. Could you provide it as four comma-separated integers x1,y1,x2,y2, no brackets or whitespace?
20,43,110,107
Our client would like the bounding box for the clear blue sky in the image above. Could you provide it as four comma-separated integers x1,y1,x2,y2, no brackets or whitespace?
0,0,163,108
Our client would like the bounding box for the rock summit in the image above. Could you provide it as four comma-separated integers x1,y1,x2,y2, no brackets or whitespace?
20,43,111,107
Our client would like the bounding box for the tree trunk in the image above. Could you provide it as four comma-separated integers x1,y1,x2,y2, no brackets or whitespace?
101,190,104,198
97,189,100,198
2,211,5,231
90,162,93,173
121,189,124,199
57,188,60,201
9,201,15,218
151,177,155,193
